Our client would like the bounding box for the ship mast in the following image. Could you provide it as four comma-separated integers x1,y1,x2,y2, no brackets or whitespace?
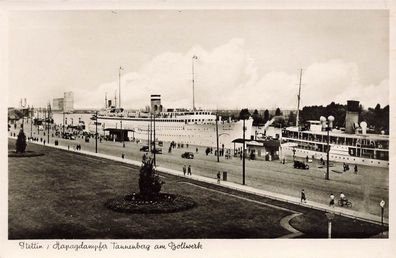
118,66,123,108
296,68,303,129
192,56,198,111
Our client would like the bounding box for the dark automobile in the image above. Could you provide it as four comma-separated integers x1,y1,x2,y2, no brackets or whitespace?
151,148,162,154
293,160,309,169
181,152,194,159
140,146,149,152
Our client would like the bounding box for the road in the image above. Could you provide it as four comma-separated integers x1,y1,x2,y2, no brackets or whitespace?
10,120,389,217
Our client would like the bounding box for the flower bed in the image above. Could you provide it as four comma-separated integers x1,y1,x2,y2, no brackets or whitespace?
8,151,44,158
105,193,196,214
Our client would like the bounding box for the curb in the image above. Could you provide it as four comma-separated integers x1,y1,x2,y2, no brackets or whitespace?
11,137,389,226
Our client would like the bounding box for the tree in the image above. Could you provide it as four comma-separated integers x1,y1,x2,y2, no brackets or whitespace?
138,157,163,198
263,109,269,123
15,129,27,153
239,108,251,120
252,109,259,126
275,108,282,116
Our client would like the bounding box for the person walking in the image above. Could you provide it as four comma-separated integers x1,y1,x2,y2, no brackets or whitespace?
354,164,358,174
217,171,221,184
183,165,186,176
301,189,307,203
187,165,191,175
329,193,335,207
340,192,346,206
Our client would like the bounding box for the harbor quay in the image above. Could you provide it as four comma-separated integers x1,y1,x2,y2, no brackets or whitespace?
8,138,386,239
9,119,389,220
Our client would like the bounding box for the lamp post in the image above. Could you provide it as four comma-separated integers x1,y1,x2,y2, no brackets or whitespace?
380,200,385,227
47,104,50,144
95,111,98,153
153,112,156,167
242,118,246,185
320,116,334,180
121,114,125,148
216,114,219,162
62,111,65,137
325,212,335,238
30,107,33,138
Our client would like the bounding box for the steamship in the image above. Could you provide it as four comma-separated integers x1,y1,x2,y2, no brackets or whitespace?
89,95,253,149
280,100,389,168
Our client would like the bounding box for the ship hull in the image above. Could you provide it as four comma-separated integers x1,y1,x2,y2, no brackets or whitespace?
281,142,389,168
89,117,253,149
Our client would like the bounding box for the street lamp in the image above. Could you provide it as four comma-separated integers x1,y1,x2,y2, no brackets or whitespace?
30,107,33,139
320,115,334,180
242,118,246,185
380,200,385,227
152,104,160,167
95,111,98,153
47,103,51,144
62,111,65,137
325,212,335,238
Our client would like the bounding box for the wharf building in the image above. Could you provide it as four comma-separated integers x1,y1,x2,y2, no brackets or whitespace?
52,91,74,112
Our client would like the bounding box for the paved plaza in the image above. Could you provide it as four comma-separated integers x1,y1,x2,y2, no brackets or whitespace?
8,138,386,239
9,121,389,221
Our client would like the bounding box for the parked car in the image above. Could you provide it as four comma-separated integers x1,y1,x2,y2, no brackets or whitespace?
293,160,309,169
181,152,194,159
140,146,149,152
151,148,162,154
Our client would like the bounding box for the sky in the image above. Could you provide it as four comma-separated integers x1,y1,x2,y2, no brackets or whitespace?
7,10,389,110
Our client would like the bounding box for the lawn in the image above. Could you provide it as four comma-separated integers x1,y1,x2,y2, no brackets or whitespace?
8,139,385,239
8,140,291,239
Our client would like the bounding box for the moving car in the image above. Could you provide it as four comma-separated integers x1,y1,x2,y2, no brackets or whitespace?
293,160,309,169
151,148,162,154
140,146,149,152
181,152,194,159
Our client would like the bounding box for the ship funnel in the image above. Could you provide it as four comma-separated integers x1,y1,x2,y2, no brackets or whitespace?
150,94,162,115
360,121,367,135
345,100,359,134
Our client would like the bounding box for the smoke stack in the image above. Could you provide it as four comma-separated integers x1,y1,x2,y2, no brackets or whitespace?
150,94,162,115
360,121,367,135
345,100,359,134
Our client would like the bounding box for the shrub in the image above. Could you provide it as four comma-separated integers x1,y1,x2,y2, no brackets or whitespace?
15,129,27,153
138,157,163,198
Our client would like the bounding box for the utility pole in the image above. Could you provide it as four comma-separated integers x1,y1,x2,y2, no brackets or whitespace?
153,113,156,166
30,107,33,138
47,104,50,143
95,111,98,153
62,111,65,136
216,114,219,162
242,118,246,185
149,115,152,152
147,124,150,149
296,68,302,129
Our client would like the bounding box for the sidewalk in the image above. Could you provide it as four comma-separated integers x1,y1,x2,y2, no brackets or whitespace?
13,137,389,226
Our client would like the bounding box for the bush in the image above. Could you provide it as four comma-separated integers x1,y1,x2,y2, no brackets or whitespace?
138,157,163,198
15,129,27,153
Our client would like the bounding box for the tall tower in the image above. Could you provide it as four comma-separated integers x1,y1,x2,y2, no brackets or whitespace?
63,92,74,112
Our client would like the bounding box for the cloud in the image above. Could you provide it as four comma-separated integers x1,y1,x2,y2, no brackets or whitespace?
73,39,388,110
